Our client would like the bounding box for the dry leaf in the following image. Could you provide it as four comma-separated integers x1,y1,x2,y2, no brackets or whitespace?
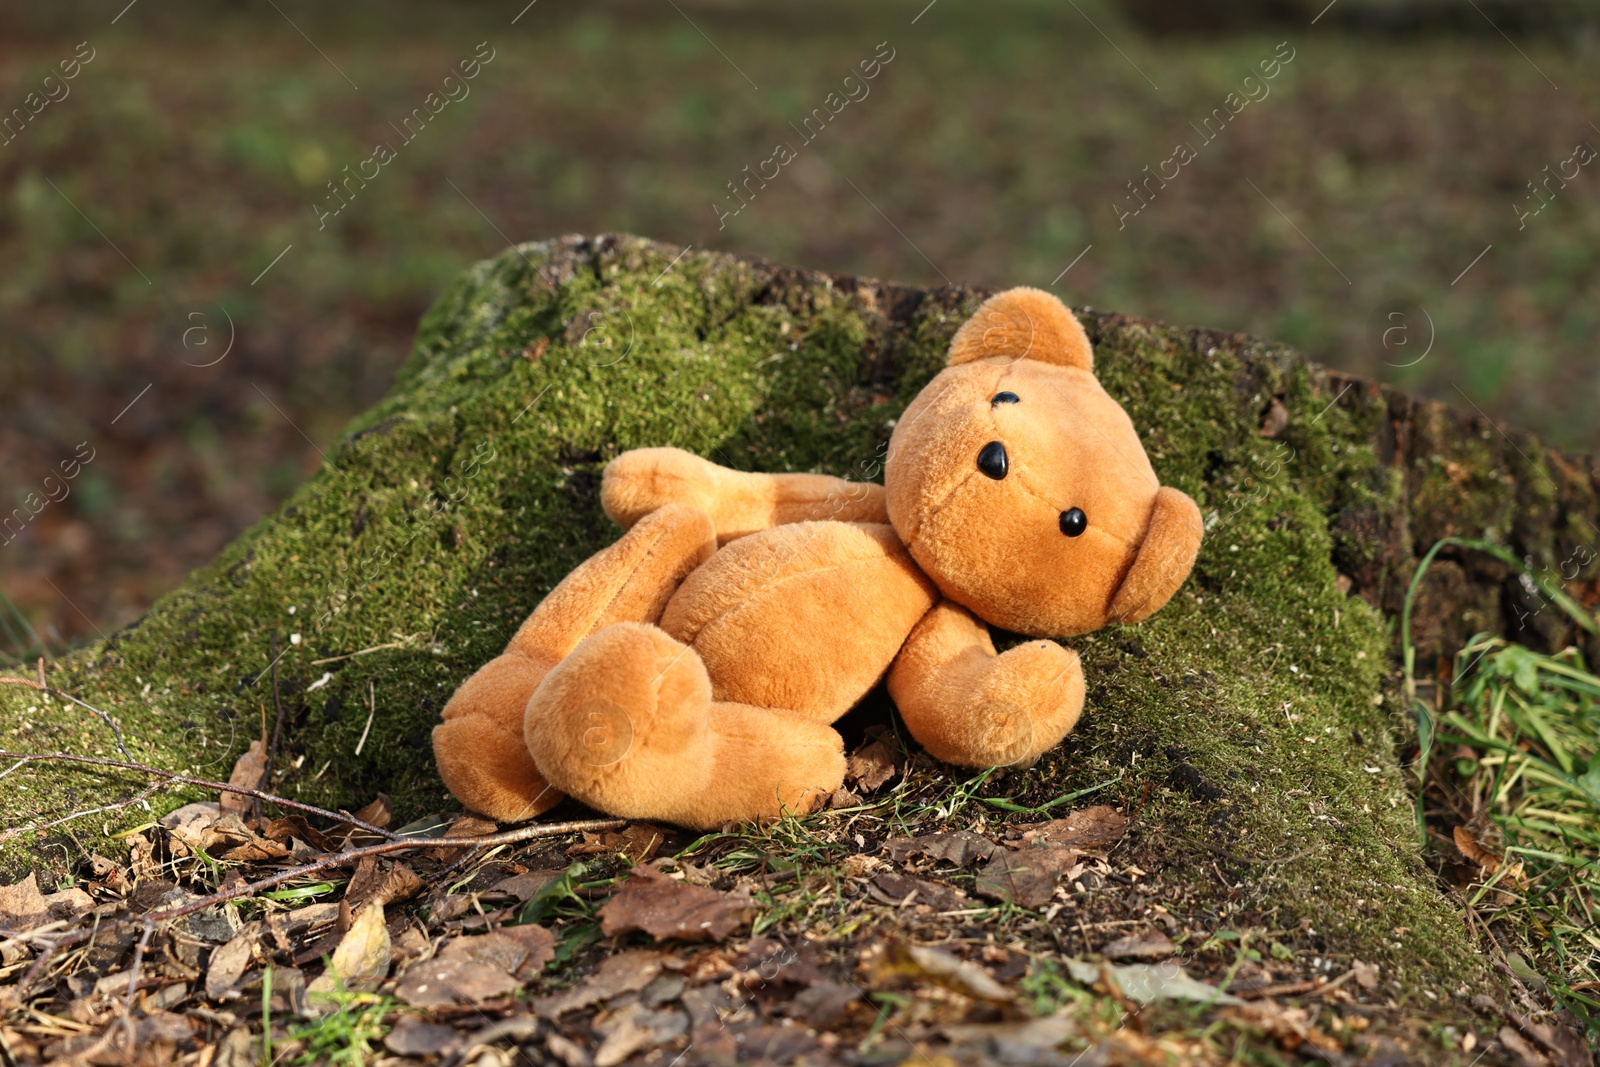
385,1016,465,1058
0,873,93,931
593,1002,689,1067
205,925,259,1000
1007,806,1131,850
598,864,749,943
885,830,996,867
262,815,335,853
548,1033,591,1067
845,741,899,793
789,982,859,1029
219,740,267,815
219,837,291,863
500,924,556,980
827,787,861,809
867,872,966,911
872,938,1013,1003
1063,958,1241,1005
344,857,424,910
306,901,390,1007
690,1022,824,1065
395,955,520,1008
430,813,496,862
532,950,669,1018
1499,1026,1551,1067
568,823,670,862
1102,931,1176,961
0,874,52,929
943,1015,1078,1056
491,869,566,902
1226,1001,1340,1053
0,879,49,933
1504,1009,1592,1067
348,793,392,831
160,801,223,838
438,931,532,972
974,846,1076,908
1453,825,1502,874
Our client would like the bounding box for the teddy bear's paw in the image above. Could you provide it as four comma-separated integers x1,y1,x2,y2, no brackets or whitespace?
910,639,1085,769
970,641,1086,767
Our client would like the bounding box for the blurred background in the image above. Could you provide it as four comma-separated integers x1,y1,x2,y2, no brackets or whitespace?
2,0,1598,657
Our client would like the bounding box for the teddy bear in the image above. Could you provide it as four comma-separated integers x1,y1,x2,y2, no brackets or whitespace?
432,287,1203,830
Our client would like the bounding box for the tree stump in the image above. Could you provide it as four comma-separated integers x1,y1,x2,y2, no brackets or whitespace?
6,233,1597,992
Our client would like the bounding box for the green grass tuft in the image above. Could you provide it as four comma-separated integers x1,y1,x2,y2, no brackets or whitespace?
1442,635,1600,1025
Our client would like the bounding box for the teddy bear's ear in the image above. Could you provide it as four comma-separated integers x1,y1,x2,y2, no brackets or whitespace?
946,287,1094,371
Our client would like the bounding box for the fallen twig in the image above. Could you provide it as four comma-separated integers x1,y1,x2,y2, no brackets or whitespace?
16,816,625,998
7,782,164,842
0,676,133,761
1233,968,1361,1002
309,633,426,666
0,750,398,843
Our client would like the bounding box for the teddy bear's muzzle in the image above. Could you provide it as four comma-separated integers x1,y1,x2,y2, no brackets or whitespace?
1107,487,1204,624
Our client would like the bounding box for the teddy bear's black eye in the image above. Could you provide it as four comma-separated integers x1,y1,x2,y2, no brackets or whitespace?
991,391,1020,405
977,441,1008,479
1059,508,1088,537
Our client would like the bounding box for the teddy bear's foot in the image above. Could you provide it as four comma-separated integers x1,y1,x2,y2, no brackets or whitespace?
434,652,564,823
433,503,717,822
524,622,846,830
602,446,889,543
889,602,1086,768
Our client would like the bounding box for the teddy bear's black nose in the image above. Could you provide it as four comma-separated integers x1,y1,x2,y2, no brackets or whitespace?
977,441,1008,479
1060,508,1088,537
990,391,1020,405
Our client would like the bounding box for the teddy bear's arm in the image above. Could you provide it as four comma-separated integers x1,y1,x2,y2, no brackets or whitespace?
602,446,887,543
887,601,1085,768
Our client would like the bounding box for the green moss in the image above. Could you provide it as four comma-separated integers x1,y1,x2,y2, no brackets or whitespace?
1,235,1482,989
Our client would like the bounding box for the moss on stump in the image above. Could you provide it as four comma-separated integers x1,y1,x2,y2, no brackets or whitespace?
6,234,1598,994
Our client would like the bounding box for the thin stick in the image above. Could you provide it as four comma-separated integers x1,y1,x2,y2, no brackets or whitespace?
0,677,133,761
17,816,625,995
0,750,398,843
354,680,376,756
309,634,425,666
6,782,163,841
124,921,155,998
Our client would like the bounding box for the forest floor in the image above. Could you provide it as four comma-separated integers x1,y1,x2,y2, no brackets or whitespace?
4,724,1587,1067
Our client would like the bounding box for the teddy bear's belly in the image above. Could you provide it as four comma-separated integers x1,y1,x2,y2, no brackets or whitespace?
659,521,939,721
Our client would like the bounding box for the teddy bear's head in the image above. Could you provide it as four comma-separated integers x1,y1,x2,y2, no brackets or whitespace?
884,288,1202,637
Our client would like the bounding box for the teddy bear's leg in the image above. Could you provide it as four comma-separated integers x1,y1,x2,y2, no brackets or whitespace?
524,622,846,830
887,601,1085,768
602,446,888,543
433,504,716,822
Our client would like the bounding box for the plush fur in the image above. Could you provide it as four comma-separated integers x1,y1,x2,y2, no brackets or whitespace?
433,288,1203,830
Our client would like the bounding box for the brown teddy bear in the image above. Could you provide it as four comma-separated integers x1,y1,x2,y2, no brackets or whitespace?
432,288,1203,830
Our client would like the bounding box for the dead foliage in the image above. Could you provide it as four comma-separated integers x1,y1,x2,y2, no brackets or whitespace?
0,721,1542,1065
